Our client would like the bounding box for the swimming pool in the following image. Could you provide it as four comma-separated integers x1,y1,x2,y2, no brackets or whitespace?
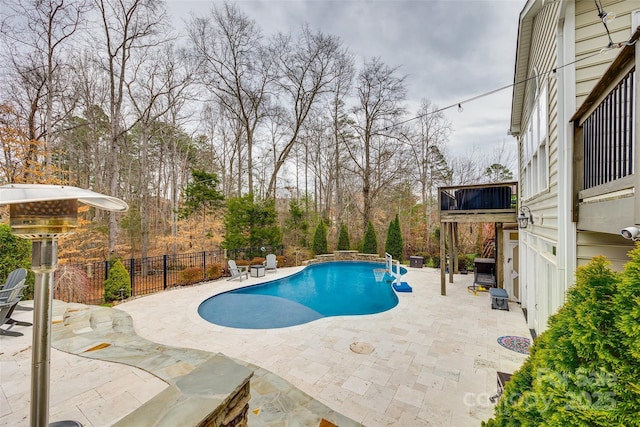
198,261,405,329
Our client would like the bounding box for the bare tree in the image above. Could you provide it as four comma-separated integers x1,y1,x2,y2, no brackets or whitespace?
92,0,167,253
266,25,352,197
348,57,408,231
451,139,516,185
1,0,89,180
126,44,194,259
63,52,111,189
326,56,355,222
408,100,452,217
187,2,272,195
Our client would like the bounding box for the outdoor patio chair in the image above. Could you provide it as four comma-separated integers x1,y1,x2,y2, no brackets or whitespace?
0,268,27,290
264,254,277,273
0,276,31,328
0,283,28,336
227,260,249,282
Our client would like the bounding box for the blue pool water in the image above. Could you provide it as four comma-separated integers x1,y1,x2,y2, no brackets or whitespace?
198,261,405,329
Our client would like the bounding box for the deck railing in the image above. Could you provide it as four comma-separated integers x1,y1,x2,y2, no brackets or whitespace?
439,182,518,212
582,68,635,190
570,29,640,228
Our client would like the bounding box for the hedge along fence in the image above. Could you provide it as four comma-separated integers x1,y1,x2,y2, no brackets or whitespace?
54,246,284,305
483,249,640,426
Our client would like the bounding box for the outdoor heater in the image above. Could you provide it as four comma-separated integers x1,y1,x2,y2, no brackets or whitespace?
0,184,128,427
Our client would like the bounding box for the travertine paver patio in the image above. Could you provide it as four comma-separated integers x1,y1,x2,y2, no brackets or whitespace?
0,266,530,426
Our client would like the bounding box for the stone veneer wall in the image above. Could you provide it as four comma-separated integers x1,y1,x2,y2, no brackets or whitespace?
201,380,250,427
305,250,386,264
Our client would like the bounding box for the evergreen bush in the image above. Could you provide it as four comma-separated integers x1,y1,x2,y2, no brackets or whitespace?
103,259,131,303
362,221,378,254
484,254,640,426
0,223,33,298
223,194,281,255
612,246,640,425
385,214,403,260
312,221,328,255
337,222,350,250
430,255,440,268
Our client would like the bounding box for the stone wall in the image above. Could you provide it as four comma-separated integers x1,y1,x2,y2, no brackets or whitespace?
305,251,386,265
201,379,251,427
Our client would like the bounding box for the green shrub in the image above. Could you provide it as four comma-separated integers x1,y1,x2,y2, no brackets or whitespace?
484,255,640,426
458,255,470,271
430,255,440,268
103,259,131,303
385,214,403,261
312,221,328,255
362,221,378,254
337,222,350,250
0,223,33,298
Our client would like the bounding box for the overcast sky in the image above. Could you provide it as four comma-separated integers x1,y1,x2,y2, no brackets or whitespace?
166,0,526,160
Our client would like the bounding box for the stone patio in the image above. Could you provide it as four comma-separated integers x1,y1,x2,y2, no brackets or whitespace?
0,265,530,426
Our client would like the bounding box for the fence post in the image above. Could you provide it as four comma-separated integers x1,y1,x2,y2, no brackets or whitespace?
202,251,206,281
129,258,135,296
104,260,109,281
163,255,168,290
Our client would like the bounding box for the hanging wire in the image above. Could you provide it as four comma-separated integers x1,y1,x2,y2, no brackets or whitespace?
594,0,615,47
383,45,613,131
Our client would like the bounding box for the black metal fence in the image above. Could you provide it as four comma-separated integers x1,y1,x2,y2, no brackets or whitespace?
57,246,284,305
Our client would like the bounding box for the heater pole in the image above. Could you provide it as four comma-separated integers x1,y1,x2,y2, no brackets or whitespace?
0,184,128,427
30,239,58,427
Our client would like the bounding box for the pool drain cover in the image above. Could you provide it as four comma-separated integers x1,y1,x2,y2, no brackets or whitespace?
350,342,374,354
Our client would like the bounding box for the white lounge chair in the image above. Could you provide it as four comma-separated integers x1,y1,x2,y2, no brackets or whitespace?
264,254,277,273
227,260,249,281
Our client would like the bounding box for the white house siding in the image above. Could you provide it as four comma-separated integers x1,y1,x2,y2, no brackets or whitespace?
515,0,639,335
517,0,561,334
577,231,635,271
575,0,640,105
574,0,638,274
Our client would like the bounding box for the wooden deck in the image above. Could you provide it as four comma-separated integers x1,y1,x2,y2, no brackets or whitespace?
437,182,519,296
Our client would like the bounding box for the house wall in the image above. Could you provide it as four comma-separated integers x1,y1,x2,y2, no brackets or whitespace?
574,0,638,273
518,0,561,334
516,0,639,335
577,231,634,271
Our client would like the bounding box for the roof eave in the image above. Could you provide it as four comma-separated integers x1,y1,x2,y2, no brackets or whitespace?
510,0,542,136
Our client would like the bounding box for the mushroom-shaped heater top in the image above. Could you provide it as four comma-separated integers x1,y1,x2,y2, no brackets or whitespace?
0,184,128,238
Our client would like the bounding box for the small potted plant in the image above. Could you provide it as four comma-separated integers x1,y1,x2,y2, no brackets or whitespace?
458,255,469,274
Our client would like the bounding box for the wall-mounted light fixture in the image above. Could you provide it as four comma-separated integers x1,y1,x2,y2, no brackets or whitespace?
518,206,534,229
0,184,128,427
